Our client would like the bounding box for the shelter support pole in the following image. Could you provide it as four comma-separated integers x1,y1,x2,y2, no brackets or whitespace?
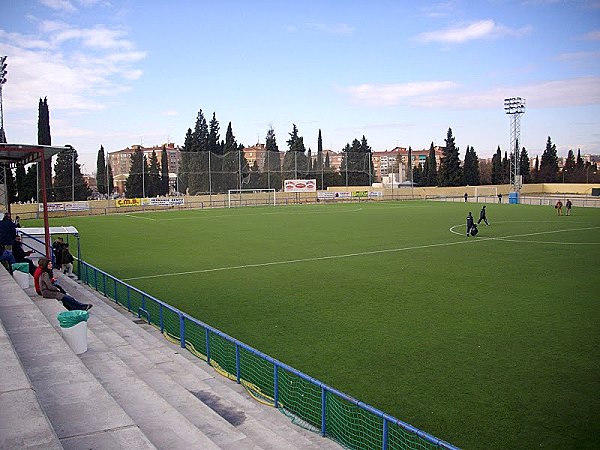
39,150,51,258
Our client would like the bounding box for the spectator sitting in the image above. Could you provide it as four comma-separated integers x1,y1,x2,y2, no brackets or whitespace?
33,258,45,294
14,215,22,228
0,212,17,252
62,243,75,277
38,258,92,311
13,235,36,276
0,244,16,275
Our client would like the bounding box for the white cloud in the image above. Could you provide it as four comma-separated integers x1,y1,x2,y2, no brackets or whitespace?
40,0,77,13
420,1,457,18
341,77,600,109
340,81,459,106
583,30,600,40
306,23,354,35
162,110,178,117
555,51,600,62
0,19,146,114
415,20,532,44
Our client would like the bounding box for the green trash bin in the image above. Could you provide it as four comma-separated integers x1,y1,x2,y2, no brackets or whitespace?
57,311,89,354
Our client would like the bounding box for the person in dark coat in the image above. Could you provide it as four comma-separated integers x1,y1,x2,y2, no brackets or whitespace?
12,235,36,275
477,205,489,225
52,237,65,269
466,212,475,237
38,259,92,311
0,213,17,251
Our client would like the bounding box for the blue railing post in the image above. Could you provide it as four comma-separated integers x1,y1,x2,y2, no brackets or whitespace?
127,286,131,311
179,313,185,348
382,418,388,450
102,273,107,296
205,329,211,365
141,293,146,312
93,269,98,291
235,344,241,384
113,278,118,303
159,305,164,332
321,386,327,436
274,364,279,408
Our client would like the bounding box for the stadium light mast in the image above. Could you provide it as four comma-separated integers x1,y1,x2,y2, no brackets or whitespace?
504,97,526,192
0,56,7,143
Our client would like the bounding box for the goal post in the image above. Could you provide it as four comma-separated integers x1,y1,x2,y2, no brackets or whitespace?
227,189,276,208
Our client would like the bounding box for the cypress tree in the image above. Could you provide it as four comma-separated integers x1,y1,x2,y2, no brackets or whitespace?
502,151,510,184
463,146,480,186
107,161,114,196
263,126,282,190
147,150,161,196
539,136,559,182
96,146,107,195
53,148,90,201
37,97,53,200
491,147,503,184
438,128,462,186
160,145,169,195
125,148,146,198
314,129,324,189
426,142,438,186
283,124,307,180
16,164,28,203
179,128,194,194
519,147,531,184
564,149,576,182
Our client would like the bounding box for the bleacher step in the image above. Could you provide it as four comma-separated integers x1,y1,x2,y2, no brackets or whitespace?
54,275,342,449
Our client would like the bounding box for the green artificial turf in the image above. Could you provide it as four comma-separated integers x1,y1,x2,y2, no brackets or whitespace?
31,201,600,449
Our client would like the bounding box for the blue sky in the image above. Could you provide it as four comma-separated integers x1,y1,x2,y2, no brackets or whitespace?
1,0,599,174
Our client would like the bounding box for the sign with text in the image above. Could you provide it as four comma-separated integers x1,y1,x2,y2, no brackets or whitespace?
284,179,316,193
141,197,185,206
39,202,90,212
115,198,141,208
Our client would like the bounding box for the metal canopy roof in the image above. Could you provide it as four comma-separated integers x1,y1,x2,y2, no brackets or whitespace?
0,143,69,167
0,142,73,258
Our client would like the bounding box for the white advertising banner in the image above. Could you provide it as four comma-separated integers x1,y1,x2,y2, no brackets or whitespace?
141,197,185,206
284,179,317,193
39,202,90,212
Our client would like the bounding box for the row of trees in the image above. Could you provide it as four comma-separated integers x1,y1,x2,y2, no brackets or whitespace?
393,129,597,187
1,97,92,204
2,102,598,203
124,146,170,198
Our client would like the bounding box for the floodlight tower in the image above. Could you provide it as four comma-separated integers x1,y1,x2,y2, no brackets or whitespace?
0,56,7,143
504,97,526,191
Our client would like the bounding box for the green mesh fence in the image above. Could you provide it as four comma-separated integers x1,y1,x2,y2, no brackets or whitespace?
239,346,275,404
76,261,458,450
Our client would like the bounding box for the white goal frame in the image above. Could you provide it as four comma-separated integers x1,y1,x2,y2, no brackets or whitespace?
227,188,277,208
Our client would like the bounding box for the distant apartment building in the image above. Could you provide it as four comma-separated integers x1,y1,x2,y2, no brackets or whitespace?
372,146,444,182
242,143,285,170
108,143,180,194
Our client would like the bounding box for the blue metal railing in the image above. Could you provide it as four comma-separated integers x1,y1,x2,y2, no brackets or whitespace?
76,257,458,450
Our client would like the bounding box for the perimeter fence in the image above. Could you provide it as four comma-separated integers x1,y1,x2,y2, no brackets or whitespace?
74,258,459,450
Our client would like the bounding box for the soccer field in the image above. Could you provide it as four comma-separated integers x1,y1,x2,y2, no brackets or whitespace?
37,201,600,449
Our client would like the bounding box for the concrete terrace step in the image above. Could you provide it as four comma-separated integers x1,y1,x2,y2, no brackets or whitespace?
57,273,342,450
0,318,62,449
33,286,226,450
0,270,156,450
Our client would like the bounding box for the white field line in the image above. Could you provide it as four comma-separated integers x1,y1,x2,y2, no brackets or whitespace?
121,225,599,281
123,214,156,221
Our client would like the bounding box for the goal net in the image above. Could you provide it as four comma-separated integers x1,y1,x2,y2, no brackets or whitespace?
228,189,276,208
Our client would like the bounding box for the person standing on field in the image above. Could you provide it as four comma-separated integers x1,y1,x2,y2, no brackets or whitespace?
555,200,563,216
466,212,475,237
478,205,489,225
565,199,572,216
